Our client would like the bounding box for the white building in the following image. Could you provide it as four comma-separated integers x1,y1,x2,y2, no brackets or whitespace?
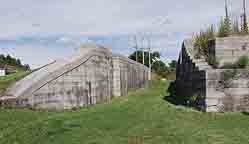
0,68,6,76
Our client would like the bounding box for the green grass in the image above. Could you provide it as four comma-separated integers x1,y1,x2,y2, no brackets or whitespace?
0,71,31,96
1,81,249,144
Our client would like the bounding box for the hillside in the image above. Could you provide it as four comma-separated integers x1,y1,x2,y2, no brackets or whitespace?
0,81,249,143
0,71,31,96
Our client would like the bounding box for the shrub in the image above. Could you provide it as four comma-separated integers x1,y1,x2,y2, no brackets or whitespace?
218,69,238,90
220,62,237,69
236,56,249,68
194,25,215,58
207,56,219,68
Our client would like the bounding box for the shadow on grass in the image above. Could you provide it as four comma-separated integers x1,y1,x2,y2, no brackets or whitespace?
163,81,184,106
241,112,249,116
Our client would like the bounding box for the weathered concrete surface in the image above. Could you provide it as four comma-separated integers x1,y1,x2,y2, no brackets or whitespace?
211,36,249,66
113,54,148,97
177,36,249,112
2,44,149,110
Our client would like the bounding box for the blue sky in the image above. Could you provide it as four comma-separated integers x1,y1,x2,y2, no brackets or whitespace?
0,0,247,68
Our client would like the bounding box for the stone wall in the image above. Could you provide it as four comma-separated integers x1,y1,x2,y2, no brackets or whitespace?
2,44,149,110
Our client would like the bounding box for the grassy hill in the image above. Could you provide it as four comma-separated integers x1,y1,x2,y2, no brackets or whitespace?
1,81,249,143
0,71,31,96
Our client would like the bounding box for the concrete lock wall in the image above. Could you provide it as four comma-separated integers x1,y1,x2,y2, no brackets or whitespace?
3,44,149,110
214,36,249,66
177,36,249,112
206,69,249,112
113,55,148,97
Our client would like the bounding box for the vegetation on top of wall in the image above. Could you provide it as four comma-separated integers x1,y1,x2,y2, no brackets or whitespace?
218,16,231,37
217,69,238,90
237,55,249,68
207,55,219,68
219,56,249,69
193,2,249,68
194,25,215,59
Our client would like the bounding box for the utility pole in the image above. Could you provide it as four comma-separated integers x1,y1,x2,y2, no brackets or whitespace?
147,37,152,81
141,36,145,65
133,35,138,62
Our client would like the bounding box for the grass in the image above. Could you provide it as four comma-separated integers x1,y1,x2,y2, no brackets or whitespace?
1,81,249,143
0,71,31,96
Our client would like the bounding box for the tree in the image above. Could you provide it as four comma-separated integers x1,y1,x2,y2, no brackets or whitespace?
16,59,22,66
151,60,169,76
169,60,177,70
129,50,169,77
0,53,31,70
23,64,30,70
129,51,160,67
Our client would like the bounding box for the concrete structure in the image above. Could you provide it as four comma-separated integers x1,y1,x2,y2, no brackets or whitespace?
177,36,249,112
0,68,5,76
1,44,149,110
209,36,249,66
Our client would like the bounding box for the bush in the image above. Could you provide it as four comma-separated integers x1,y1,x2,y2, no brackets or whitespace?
207,56,219,68
194,25,215,58
220,62,237,69
236,56,249,68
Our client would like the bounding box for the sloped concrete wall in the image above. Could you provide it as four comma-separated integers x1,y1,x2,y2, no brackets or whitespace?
2,44,149,110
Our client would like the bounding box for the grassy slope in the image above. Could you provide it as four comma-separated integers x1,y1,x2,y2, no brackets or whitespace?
0,71,31,96
1,81,249,144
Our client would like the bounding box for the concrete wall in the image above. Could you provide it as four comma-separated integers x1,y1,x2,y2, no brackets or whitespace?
113,55,148,97
206,69,249,112
2,44,149,110
213,36,249,65
177,37,249,112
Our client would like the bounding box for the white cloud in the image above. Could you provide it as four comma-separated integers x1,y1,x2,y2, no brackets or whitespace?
0,0,248,68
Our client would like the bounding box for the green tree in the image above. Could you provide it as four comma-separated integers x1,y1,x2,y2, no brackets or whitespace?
16,59,22,66
151,60,169,76
128,51,160,67
169,60,177,70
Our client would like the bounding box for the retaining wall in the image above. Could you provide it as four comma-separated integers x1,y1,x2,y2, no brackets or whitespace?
212,36,249,65
176,37,249,112
1,44,149,110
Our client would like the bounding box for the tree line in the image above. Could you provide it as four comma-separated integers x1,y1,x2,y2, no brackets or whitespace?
0,54,30,70
129,51,176,79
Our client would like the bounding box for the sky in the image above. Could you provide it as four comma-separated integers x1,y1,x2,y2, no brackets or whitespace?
0,0,248,68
